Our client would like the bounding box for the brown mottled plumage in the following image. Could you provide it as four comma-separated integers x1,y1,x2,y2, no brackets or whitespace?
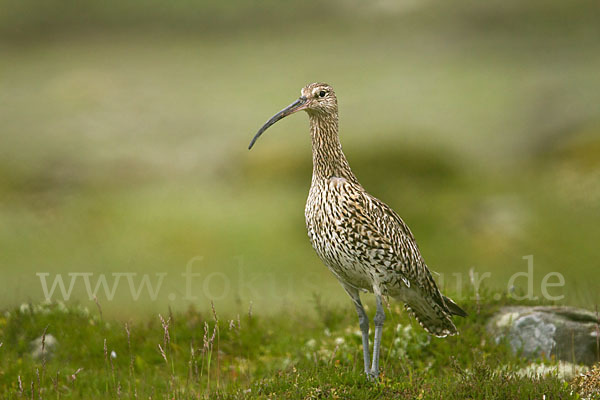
249,82,466,378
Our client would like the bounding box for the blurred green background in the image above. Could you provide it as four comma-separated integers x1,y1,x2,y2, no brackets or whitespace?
1,0,599,318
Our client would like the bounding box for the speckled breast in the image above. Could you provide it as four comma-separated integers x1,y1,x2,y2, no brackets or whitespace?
304,178,376,292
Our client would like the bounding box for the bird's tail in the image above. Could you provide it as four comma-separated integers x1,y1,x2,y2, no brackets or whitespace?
442,295,468,317
397,293,466,338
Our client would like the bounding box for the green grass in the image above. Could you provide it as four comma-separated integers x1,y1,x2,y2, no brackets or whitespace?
0,294,584,399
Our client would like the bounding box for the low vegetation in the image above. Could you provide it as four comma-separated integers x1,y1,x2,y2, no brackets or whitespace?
0,292,593,399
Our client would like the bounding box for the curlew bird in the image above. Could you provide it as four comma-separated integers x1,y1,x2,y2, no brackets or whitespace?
248,83,466,378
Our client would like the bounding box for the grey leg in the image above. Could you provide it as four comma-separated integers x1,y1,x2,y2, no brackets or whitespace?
370,293,386,378
342,285,370,374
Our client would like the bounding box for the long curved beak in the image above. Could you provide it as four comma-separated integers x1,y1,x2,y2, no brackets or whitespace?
248,96,308,150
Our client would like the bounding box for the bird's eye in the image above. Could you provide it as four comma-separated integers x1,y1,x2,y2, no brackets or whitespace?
319,90,326,98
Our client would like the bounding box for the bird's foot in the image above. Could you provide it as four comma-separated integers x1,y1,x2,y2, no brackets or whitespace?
366,369,379,381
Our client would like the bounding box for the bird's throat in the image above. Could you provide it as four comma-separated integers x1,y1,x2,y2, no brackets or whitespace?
308,113,358,184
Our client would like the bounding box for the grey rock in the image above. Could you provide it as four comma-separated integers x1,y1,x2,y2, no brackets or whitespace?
487,306,600,366
30,334,58,360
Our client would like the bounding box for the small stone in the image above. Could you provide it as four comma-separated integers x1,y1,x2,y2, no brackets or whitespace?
30,334,58,360
515,361,588,380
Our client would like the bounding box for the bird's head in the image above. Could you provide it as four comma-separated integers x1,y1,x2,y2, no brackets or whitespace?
248,82,337,149
300,82,338,115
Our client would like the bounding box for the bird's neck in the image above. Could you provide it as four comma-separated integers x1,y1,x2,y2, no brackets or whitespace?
308,112,358,184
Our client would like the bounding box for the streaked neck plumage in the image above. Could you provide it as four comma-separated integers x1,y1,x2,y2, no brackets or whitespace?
308,111,359,185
